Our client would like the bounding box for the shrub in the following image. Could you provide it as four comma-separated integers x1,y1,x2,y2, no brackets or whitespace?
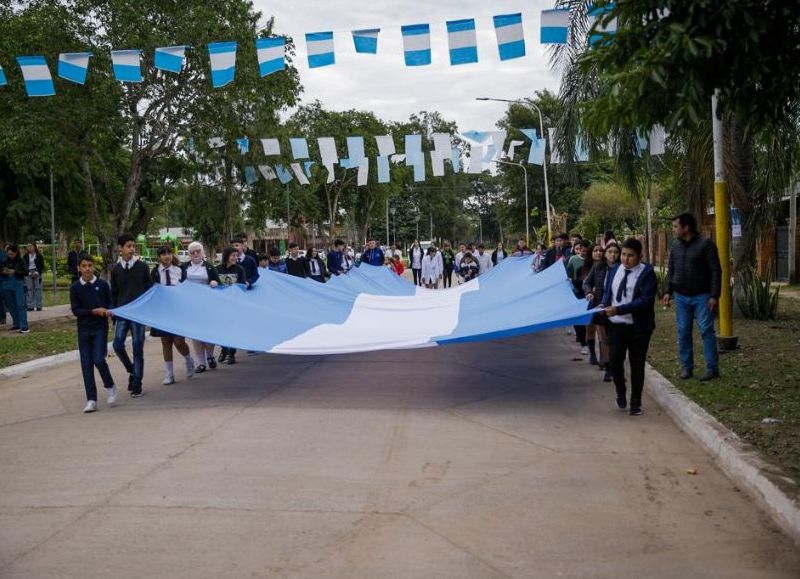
735,265,780,320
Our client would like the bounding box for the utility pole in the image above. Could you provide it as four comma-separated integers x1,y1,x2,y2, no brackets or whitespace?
712,90,736,350
49,166,57,292
790,182,797,283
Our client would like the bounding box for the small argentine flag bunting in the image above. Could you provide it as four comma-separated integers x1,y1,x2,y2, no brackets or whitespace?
154,46,187,74
352,29,380,54
256,37,285,77
57,52,92,84
237,138,250,155
446,19,478,65
208,42,237,87
110,50,142,83
494,13,526,61
16,56,55,96
0,64,6,87
306,32,335,68
540,9,570,44
401,24,432,67
589,3,617,45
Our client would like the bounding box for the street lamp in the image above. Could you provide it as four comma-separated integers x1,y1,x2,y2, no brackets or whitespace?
476,97,552,242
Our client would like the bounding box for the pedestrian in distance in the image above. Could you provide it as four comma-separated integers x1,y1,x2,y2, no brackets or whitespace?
286,242,310,278
601,238,657,416
475,244,493,275
603,230,618,249
307,248,327,283
257,254,269,270
70,254,117,413
361,238,385,267
217,246,251,366
409,240,424,286
150,245,194,385
440,241,456,288
454,243,467,284
459,252,480,283
2,244,30,333
24,242,45,312
531,243,546,273
662,212,723,381
327,239,348,277
67,239,86,283
232,237,260,286
180,241,220,373
542,233,569,269
421,246,443,289
267,248,288,274
110,233,152,397
511,238,533,257
0,244,6,325
492,241,508,265
390,254,405,276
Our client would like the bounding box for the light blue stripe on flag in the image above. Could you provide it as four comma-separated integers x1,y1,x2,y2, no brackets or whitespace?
447,19,478,65
290,138,310,159
16,56,55,96
237,138,250,155
208,41,237,87
402,24,431,66
494,13,526,60
58,53,91,84
0,66,6,86
377,156,390,183
256,37,285,77
306,32,335,68
346,136,365,165
303,161,315,178
154,46,186,73
110,50,142,83
540,9,569,44
275,164,294,185
244,166,258,185
451,149,461,173
352,29,380,54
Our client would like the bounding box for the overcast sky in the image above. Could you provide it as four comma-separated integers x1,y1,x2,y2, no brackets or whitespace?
254,0,561,133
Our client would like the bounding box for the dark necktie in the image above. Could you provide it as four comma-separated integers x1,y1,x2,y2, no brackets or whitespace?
616,269,631,303
165,268,171,286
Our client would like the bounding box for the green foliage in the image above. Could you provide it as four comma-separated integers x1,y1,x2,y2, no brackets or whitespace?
736,266,780,320
577,181,641,240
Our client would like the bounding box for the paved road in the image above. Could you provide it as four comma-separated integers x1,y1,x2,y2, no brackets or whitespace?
0,330,798,578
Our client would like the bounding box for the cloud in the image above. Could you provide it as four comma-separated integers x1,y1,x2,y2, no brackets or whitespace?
254,0,561,132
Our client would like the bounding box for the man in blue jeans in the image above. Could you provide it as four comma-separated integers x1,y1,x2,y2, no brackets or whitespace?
0,244,6,325
2,244,30,333
110,233,152,397
662,213,722,381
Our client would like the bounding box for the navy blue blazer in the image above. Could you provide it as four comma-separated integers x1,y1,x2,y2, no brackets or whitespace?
327,250,345,275
601,263,657,334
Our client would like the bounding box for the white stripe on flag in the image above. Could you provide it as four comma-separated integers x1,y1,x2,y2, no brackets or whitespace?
403,34,430,52
541,9,570,28
257,45,284,62
20,63,52,81
448,29,476,51
210,50,236,70
111,50,140,67
495,22,524,44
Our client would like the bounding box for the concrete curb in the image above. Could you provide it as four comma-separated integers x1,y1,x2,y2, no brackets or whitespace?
0,336,151,380
646,362,800,544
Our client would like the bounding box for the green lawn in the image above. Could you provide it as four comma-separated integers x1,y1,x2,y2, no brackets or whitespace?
0,318,78,369
648,297,800,485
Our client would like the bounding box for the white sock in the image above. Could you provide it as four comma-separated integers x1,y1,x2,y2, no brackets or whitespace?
165,361,174,377
184,355,194,369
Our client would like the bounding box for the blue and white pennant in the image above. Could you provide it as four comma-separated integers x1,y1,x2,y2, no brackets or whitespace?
16,56,55,97
446,19,478,65
256,37,285,77
540,9,570,44
352,29,380,54
401,24,432,67
154,46,187,74
58,53,92,84
111,50,142,83
208,42,237,87
306,32,335,68
494,13,526,60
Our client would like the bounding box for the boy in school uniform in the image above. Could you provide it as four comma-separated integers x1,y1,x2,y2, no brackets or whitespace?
601,238,657,416
70,255,117,413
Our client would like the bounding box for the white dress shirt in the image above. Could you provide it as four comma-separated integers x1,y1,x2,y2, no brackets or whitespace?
609,263,645,325
421,254,443,283
476,252,493,274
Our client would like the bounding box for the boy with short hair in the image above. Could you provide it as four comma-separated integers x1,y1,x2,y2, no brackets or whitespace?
601,238,657,416
70,255,117,413
110,233,152,397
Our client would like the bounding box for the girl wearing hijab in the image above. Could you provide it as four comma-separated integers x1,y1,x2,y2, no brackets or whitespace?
150,246,194,384
180,241,220,373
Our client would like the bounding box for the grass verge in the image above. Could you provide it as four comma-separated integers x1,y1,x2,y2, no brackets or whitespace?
648,297,800,485
0,318,78,369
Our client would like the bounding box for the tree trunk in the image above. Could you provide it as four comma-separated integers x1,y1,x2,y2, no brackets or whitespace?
79,155,114,276
223,157,234,244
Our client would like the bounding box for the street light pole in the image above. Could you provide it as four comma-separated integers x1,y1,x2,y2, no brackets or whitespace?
477,97,551,242
49,166,57,292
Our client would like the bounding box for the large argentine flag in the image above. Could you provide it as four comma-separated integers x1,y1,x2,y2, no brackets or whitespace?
540,9,570,44
113,259,595,356
494,13,526,60
256,37,285,77
352,29,380,54
402,24,432,66
306,32,335,68
111,50,142,83
446,19,478,65
58,52,92,84
16,56,55,96
208,41,237,87
154,46,187,74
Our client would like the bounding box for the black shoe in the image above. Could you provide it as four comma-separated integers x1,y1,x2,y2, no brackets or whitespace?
195,364,206,374
218,350,228,363
589,355,599,366
616,396,627,410
36,307,42,311
130,389,143,398
9,327,20,332
127,374,134,392
679,368,693,380
207,357,217,369
226,355,236,365
629,407,643,416
26,308,34,312
603,371,613,382
700,370,720,382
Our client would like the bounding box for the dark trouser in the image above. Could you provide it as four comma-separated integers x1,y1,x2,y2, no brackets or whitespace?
0,281,5,322
112,319,146,390
3,280,28,330
78,325,114,401
443,266,453,288
574,324,587,346
220,347,236,357
412,268,422,286
607,323,652,409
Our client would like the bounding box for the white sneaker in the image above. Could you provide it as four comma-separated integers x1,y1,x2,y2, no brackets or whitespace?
580,346,589,355
83,400,98,413
105,385,118,406
162,375,175,385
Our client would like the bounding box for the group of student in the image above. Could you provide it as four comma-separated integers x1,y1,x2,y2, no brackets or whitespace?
1,242,47,334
